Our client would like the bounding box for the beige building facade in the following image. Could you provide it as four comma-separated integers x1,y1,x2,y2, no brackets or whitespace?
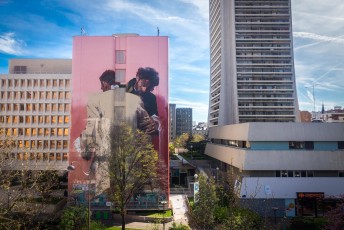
0,59,71,170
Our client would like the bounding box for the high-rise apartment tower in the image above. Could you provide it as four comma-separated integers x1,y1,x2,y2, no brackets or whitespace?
176,108,193,136
208,0,300,126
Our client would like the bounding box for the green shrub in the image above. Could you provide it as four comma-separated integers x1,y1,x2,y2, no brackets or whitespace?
288,217,327,230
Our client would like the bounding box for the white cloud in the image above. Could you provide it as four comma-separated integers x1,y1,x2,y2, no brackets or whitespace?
170,97,209,122
0,32,24,55
179,0,209,20
293,32,344,50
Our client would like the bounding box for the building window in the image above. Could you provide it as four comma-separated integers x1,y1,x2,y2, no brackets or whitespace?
115,50,126,64
289,141,304,149
305,141,314,150
338,141,344,150
115,69,126,82
13,65,27,74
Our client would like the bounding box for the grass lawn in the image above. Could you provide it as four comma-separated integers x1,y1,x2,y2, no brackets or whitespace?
133,210,173,218
106,227,140,230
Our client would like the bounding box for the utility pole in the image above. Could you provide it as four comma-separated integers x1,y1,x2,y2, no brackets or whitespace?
305,82,320,118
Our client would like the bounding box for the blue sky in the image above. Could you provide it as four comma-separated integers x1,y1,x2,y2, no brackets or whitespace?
0,0,343,123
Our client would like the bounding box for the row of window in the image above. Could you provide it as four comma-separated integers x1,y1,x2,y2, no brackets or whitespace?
4,152,68,161
276,170,344,178
211,139,344,150
0,115,69,124
2,127,69,137
0,91,70,100
0,103,70,113
0,79,70,88
212,139,250,148
0,139,69,149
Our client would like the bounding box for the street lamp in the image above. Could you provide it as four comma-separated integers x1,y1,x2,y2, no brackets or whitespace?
305,82,320,118
193,173,199,202
216,167,219,184
159,200,168,230
67,156,94,230
272,207,278,229
190,145,193,159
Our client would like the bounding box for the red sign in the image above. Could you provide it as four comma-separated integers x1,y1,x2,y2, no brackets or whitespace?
297,192,324,199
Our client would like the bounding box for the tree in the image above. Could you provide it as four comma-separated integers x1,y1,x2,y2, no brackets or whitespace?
191,134,205,143
188,170,263,230
324,198,344,230
98,123,159,230
174,133,190,150
189,174,218,229
0,129,62,229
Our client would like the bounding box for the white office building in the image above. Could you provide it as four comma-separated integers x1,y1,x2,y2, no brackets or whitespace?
205,123,344,216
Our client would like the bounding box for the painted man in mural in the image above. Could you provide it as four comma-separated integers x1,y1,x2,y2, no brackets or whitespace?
126,67,160,136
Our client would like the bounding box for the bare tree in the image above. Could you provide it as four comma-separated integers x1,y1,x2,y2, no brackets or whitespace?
97,123,159,230
0,130,61,229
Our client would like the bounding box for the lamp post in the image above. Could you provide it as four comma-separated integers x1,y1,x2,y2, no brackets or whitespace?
193,173,199,202
67,148,94,230
305,82,320,118
190,145,193,159
159,200,168,230
272,207,278,230
216,167,219,184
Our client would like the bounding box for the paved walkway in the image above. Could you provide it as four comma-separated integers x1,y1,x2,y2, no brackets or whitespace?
110,194,189,229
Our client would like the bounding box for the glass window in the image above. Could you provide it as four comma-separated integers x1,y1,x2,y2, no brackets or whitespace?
115,50,126,64
46,92,51,99
38,128,43,136
115,69,126,82
57,128,63,136
289,141,304,149
31,128,37,136
49,153,55,161
63,140,68,149
305,141,314,150
65,92,70,99
44,128,50,136
25,128,31,136
338,141,344,150
64,128,69,136
307,171,314,177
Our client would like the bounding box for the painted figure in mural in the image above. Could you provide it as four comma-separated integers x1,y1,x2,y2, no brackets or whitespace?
99,69,120,92
126,67,160,135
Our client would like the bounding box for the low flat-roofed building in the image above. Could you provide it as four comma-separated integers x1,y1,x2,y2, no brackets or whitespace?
205,122,344,217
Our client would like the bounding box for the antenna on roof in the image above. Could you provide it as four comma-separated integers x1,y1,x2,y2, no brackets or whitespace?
157,27,160,36
81,26,87,36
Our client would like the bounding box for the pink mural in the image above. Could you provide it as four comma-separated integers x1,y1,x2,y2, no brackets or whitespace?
69,35,169,206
